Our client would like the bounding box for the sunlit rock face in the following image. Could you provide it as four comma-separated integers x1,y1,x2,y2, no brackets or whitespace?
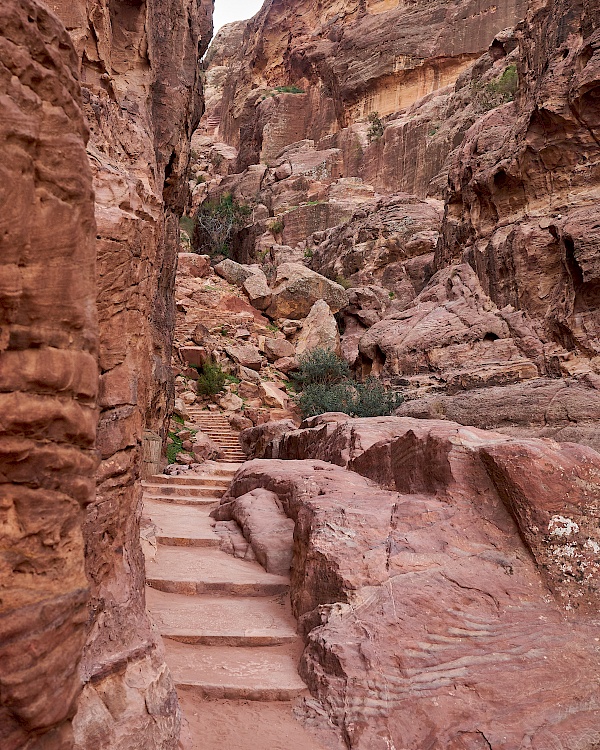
0,2,97,747
209,0,528,176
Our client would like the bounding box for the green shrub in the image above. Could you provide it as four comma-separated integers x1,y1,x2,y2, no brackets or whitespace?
293,348,402,419
335,275,352,290
274,85,305,94
269,219,284,235
474,64,518,112
293,348,351,388
296,381,356,418
353,377,404,417
367,112,384,143
166,432,183,464
196,358,227,396
179,215,195,237
193,193,252,257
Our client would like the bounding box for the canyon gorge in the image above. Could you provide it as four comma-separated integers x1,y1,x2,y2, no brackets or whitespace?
1,0,600,748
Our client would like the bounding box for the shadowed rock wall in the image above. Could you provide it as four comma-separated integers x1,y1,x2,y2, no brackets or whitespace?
1,0,212,746
0,2,97,747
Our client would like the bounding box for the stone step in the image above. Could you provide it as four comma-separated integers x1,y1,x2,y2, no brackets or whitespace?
165,641,307,701
146,546,290,596
143,499,219,547
143,476,229,488
146,588,297,646
143,493,220,507
143,484,226,498
148,474,233,485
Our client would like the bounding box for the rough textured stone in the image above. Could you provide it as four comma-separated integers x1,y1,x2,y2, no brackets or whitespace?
438,0,600,371
178,253,211,278
358,263,549,388
215,259,261,286
295,300,340,357
213,0,527,174
239,420,298,459
264,337,296,362
259,382,290,410
38,0,211,745
225,343,263,370
0,4,97,746
396,376,600,453
227,415,600,749
242,271,272,311
211,489,295,575
191,431,223,462
266,263,348,320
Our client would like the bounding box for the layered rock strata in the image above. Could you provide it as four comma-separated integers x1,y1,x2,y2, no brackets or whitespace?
1,0,212,746
222,416,600,748
0,2,97,747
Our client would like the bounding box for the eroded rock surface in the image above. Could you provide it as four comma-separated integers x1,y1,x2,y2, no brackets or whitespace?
0,2,97,746
221,416,600,748
1,0,212,746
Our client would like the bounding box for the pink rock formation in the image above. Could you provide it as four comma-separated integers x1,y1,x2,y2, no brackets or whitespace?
223,415,600,748
438,0,600,369
214,0,527,171
0,2,97,746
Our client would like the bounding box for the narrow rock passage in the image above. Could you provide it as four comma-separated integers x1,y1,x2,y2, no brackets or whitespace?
142,463,333,749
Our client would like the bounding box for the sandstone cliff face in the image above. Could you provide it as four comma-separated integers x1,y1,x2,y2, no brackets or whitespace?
208,0,527,178
0,0,211,747
439,0,600,368
0,2,97,747
51,0,211,745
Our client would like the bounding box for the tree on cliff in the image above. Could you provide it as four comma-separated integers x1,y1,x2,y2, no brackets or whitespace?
192,193,252,257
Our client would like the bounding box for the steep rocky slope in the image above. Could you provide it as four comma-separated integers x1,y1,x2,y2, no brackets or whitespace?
188,0,600,451
1,0,211,747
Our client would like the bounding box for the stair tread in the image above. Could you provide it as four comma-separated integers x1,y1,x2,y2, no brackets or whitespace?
146,588,297,644
146,546,289,594
164,641,307,698
143,499,218,545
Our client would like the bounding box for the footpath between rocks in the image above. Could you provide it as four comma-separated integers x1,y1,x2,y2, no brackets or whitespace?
141,455,338,749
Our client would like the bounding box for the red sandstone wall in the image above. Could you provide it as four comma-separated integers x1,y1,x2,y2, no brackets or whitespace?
0,2,97,746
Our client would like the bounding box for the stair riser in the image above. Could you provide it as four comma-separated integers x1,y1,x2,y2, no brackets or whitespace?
147,580,289,597
144,486,226,497
163,634,296,647
155,535,220,548
176,684,307,702
144,496,219,506
145,477,230,487
148,474,236,483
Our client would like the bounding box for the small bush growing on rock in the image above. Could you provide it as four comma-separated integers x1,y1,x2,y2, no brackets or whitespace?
293,347,351,388
196,358,227,396
269,219,284,235
297,381,355,418
274,85,305,94
335,275,352,290
367,112,384,142
166,432,183,464
193,193,251,257
293,348,403,418
474,64,518,112
353,377,404,417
